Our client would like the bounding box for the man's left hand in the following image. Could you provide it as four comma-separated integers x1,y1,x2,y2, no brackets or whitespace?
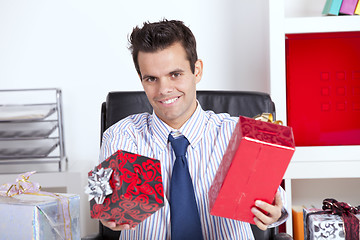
251,191,283,230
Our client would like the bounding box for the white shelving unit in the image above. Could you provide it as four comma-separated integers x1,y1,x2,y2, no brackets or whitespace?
0,88,67,172
269,0,360,235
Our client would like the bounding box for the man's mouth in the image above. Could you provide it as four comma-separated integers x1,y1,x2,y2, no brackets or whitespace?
161,97,179,104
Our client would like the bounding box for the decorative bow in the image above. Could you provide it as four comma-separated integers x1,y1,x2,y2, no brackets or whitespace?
322,198,359,215
253,113,283,125
85,167,113,204
0,171,41,197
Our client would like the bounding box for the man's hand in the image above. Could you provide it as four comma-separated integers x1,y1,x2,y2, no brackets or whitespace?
100,219,135,231
251,191,283,231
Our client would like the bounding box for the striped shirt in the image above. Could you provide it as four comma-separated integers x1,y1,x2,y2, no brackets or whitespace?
100,103,287,240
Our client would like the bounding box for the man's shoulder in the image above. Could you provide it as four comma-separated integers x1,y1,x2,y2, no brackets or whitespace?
205,110,238,126
105,112,152,134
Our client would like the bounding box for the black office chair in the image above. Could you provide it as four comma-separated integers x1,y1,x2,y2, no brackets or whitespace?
84,90,288,240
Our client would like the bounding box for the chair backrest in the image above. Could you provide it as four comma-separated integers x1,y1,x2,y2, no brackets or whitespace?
99,90,276,240
101,90,275,134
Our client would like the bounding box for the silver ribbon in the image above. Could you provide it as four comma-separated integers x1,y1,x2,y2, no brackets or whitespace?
85,167,113,204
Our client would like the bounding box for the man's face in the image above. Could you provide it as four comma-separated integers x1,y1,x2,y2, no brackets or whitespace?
138,42,203,129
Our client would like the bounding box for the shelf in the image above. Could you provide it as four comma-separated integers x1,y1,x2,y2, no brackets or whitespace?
0,121,58,139
285,16,360,33
0,138,59,159
0,104,56,122
285,145,360,179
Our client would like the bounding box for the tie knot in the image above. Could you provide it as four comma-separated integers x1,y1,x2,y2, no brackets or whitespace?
168,134,189,157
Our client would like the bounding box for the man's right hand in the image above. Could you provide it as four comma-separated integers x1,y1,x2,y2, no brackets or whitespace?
100,219,135,231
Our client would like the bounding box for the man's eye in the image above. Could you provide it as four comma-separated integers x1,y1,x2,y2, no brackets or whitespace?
145,77,156,82
172,73,181,78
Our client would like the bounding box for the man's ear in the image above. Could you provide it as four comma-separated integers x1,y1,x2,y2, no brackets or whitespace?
194,59,203,84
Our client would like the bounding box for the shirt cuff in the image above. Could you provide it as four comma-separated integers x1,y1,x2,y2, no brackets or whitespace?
267,207,289,228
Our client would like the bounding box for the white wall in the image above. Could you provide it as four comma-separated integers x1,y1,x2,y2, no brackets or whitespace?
0,0,270,237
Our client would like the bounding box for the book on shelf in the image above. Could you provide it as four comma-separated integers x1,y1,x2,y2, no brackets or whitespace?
339,0,359,14
292,206,305,240
322,0,344,15
355,0,360,14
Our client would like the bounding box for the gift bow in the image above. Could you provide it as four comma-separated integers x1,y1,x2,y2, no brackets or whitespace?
85,167,113,204
253,113,283,125
0,171,41,197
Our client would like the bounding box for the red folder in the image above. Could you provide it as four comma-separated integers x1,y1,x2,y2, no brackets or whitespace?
209,116,295,224
286,31,360,146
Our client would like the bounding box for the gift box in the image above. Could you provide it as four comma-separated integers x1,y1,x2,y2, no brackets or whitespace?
0,193,80,240
87,150,164,227
209,115,295,224
304,199,360,240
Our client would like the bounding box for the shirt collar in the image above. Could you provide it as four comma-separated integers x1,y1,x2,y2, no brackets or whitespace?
150,101,207,150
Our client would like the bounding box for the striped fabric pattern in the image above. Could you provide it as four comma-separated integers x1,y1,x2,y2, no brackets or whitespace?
100,103,287,240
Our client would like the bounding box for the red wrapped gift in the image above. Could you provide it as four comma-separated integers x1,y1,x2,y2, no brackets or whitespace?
209,115,295,224
86,150,164,227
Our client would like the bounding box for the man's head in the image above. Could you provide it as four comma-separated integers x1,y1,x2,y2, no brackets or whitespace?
129,19,198,78
128,20,203,129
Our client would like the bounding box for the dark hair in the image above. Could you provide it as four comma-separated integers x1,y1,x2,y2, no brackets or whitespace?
128,19,198,77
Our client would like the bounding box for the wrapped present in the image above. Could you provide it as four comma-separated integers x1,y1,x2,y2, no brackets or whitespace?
304,199,360,240
86,150,164,227
0,171,80,240
209,114,295,224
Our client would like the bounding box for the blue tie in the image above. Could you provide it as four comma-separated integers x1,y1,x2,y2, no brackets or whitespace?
169,134,203,240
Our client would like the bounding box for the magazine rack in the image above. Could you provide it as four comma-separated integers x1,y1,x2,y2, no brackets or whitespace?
0,88,67,171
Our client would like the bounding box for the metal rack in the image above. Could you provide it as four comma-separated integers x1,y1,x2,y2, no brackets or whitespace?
0,88,67,171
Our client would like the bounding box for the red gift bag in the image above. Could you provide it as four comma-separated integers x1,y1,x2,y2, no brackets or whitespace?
209,116,295,224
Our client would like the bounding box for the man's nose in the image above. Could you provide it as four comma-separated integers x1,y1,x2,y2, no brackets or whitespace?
158,77,174,94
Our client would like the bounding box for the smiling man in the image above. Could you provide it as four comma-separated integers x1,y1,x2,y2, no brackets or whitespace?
99,19,287,240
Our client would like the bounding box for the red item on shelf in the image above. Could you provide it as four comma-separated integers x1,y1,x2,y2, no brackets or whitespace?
286,31,360,146
208,116,295,224
89,150,164,227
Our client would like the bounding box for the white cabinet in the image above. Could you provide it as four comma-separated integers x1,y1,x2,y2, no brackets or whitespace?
268,0,360,235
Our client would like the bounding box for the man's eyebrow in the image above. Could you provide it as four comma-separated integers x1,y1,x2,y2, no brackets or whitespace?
169,69,185,74
141,74,155,80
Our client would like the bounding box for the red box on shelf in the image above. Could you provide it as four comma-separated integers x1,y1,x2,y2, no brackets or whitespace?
286,31,360,146
88,150,164,227
208,116,295,224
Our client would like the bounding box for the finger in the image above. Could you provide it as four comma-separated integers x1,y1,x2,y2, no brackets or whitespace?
251,206,273,226
100,220,132,231
253,216,268,231
255,194,283,220
273,191,283,208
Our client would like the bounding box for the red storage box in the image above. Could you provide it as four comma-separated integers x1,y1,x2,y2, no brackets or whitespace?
209,116,295,224
87,150,164,227
286,31,360,146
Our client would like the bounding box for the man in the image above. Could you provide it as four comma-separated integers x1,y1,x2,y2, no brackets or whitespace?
100,19,287,239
